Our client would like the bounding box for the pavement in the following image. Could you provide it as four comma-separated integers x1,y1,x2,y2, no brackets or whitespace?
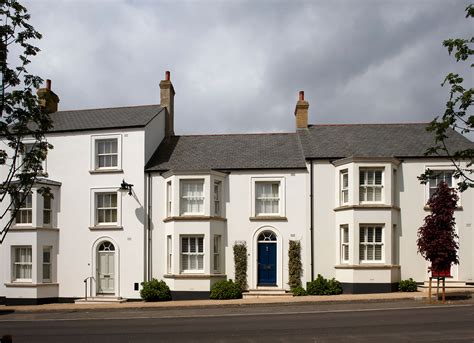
1,287,473,313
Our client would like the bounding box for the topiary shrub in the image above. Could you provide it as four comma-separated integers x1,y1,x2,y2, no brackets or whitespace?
210,279,242,299
291,286,307,296
140,279,172,302
399,278,418,292
233,242,248,291
307,274,342,295
288,240,303,289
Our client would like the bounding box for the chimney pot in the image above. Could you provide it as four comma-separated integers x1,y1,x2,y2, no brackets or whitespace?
299,90,304,101
46,79,51,90
165,71,170,81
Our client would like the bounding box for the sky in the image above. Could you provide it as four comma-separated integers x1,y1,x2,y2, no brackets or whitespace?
22,0,473,135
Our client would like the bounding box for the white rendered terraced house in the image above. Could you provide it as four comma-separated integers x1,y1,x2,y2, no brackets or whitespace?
0,73,473,304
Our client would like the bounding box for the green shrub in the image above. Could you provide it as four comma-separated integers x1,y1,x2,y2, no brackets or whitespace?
291,286,307,296
140,279,172,302
288,240,303,289
399,278,418,292
307,274,343,295
210,279,242,299
233,243,248,291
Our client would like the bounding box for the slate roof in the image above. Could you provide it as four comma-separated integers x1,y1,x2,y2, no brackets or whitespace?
298,123,474,159
145,133,307,171
47,105,164,133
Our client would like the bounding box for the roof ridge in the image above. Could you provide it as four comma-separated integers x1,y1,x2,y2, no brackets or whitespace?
55,104,161,113
308,122,430,127
177,132,297,138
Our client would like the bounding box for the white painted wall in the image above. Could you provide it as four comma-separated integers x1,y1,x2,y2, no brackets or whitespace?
150,169,310,292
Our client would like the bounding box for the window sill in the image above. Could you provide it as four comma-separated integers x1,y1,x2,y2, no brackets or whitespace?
89,169,123,174
11,226,59,232
89,225,123,230
335,264,400,270
249,216,287,221
163,274,227,280
334,204,400,212
5,282,59,288
163,216,227,223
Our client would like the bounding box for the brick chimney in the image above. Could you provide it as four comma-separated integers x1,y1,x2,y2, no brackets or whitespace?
294,90,309,130
160,71,175,137
36,79,60,114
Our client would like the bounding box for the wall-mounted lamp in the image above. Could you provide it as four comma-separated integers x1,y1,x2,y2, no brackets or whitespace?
119,179,134,196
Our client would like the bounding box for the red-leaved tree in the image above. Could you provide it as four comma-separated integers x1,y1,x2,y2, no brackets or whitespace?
417,182,459,274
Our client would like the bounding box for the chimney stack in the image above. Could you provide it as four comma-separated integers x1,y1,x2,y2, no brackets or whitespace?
37,79,60,114
294,90,309,129
160,70,175,137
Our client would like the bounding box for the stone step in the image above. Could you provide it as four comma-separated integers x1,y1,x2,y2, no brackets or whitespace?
243,289,292,299
74,297,127,304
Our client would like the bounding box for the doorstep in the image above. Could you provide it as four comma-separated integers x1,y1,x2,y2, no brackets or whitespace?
243,289,291,299
74,297,127,304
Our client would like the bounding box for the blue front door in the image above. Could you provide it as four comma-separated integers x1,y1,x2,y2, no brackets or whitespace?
258,243,277,286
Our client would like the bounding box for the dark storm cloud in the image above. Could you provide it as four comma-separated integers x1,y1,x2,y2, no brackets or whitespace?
24,0,472,135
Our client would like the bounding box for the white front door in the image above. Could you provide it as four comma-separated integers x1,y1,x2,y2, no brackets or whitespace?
97,241,115,294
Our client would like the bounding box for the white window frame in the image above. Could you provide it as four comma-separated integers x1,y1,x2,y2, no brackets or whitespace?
167,235,172,274
359,169,384,203
43,194,52,227
426,169,455,201
340,170,349,205
214,181,221,216
251,177,285,217
180,236,204,273
180,179,205,215
166,181,172,217
90,134,122,171
42,246,52,283
15,192,33,226
90,188,122,228
340,225,349,264
359,225,384,263
213,235,221,273
12,246,32,282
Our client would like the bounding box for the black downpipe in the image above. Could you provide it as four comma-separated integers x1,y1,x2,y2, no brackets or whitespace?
310,161,314,281
146,172,152,281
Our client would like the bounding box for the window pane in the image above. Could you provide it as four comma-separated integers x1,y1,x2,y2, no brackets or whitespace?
367,228,374,242
367,245,374,260
367,187,374,201
198,237,204,253
367,171,374,185
359,245,365,260
359,171,365,185
375,228,382,242
375,171,382,185
374,188,382,201
375,246,382,260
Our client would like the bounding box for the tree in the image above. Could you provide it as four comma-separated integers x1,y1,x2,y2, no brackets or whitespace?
419,4,473,192
0,0,53,243
417,182,459,274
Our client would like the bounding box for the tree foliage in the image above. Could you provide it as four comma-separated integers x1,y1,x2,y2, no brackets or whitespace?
0,0,52,243
233,242,247,291
288,240,302,289
420,4,474,192
417,182,459,273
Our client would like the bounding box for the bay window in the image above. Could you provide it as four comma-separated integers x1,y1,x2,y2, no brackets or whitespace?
340,170,349,205
15,193,33,225
181,236,204,272
180,180,204,215
42,246,52,283
13,246,32,282
359,226,383,262
340,225,349,263
359,169,383,203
